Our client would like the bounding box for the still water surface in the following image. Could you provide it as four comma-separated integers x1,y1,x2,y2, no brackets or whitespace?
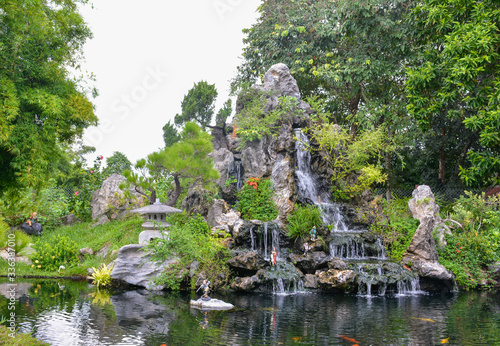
1,279,499,345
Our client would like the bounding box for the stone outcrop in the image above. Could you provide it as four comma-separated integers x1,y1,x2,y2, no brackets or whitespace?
407,185,442,260
288,251,329,274
138,230,167,245
91,173,145,221
316,269,355,290
227,251,267,275
111,244,177,290
231,272,263,291
207,199,244,236
190,298,234,310
403,185,454,290
181,185,210,216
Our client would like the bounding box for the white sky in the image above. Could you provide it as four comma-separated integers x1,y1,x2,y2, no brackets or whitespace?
79,0,261,165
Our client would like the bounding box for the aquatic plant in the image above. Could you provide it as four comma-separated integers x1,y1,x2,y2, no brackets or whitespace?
90,263,114,288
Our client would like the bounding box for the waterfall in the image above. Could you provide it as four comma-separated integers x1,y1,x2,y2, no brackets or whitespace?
329,236,387,260
250,225,256,252
234,160,244,190
294,129,350,228
396,278,425,296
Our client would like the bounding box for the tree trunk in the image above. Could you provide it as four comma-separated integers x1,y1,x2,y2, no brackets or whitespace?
148,188,157,205
166,174,181,207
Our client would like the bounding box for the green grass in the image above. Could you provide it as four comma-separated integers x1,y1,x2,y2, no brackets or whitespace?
0,325,49,345
0,215,144,277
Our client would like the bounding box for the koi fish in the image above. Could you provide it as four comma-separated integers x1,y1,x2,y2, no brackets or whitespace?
441,338,450,343
411,317,436,322
338,335,360,343
291,337,303,342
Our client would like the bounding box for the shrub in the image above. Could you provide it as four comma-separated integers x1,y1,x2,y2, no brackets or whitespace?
90,263,114,288
370,197,419,261
12,231,32,253
437,192,500,288
237,177,278,221
0,217,9,248
145,214,230,290
286,204,322,239
30,235,80,272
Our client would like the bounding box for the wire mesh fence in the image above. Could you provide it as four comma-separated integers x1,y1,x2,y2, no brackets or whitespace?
372,187,483,202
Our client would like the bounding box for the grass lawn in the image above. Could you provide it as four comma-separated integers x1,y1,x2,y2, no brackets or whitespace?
0,325,49,345
0,215,144,278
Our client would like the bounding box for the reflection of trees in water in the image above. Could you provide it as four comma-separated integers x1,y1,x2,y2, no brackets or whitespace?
1,280,500,345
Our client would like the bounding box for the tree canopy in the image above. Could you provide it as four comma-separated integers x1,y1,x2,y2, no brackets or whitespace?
174,81,218,128
0,0,97,194
406,0,500,186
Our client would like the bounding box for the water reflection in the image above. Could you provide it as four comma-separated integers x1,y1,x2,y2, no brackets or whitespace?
1,279,499,345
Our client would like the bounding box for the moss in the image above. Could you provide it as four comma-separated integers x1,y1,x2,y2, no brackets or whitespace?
0,325,49,345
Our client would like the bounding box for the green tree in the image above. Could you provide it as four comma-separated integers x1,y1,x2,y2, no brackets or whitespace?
124,122,219,207
162,120,180,147
406,0,500,187
0,0,98,194
104,151,131,176
173,81,233,134
148,122,219,206
174,81,218,128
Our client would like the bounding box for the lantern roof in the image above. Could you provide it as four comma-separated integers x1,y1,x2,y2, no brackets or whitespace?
131,199,182,214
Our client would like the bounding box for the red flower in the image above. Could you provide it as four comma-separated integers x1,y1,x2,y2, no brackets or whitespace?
457,250,461,253
100,155,103,160
459,247,462,249
74,191,79,196
90,170,93,174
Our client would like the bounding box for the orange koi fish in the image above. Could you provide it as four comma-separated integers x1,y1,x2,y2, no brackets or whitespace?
338,335,360,343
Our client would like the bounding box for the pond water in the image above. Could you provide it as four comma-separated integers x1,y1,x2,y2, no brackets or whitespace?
1,279,499,345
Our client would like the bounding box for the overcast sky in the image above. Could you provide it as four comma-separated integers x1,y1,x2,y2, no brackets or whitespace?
79,0,261,165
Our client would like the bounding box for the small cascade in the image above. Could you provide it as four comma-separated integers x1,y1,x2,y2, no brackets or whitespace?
294,130,320,204
249,225,256,251
268,262,306,295
329,235,387,261
234,160,244,190
251,222,281,260
396,278,425,296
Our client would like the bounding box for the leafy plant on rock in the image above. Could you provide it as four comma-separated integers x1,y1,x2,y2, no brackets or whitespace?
237,178,278,221
286,204,322,239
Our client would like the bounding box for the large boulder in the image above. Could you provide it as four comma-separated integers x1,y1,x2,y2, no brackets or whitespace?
288,251,329,274
316,269,356,290
231,272,263,291
402,254,454,292
181,185,210,216
271,155,294,223
407,185,441,261
262,63,301,99
227,251,267,276
207,199,244,236
111,244,177,290
91,174,145,221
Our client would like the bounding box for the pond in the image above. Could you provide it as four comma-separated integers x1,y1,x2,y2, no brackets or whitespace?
1,279,499,345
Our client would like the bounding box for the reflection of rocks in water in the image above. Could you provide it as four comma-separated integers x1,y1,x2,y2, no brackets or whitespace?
111,290,175,335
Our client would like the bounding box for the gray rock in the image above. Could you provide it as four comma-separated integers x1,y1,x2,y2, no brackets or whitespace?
190,298,234,310
289,251,329,274
489,262,500,282
262,63,301,99
80,247,94,256
181,185,210,216
402,254,454,291
231,274,262,291
316,269,355,290
304,274,318,289
227,251,267,273
61,213,80,226
91,173,145,221
207,199,244,237
111,244,177,290
327,257,348,271
92,214,109,227
97,245,110,258
271,155,294,222
138,230,167,245
407,185,440,261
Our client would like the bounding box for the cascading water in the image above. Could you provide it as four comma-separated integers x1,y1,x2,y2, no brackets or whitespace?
294,129,348,228
294,128,424,297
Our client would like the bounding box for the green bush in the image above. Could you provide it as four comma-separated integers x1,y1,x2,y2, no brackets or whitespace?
237,177,278,221
370,197,419,261
0,217,9,248
286,204,322,239
30,235,80,272
145,214,230,290
437,192,500,288
12,231,32,253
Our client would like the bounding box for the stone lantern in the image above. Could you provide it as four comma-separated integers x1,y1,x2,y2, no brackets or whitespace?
131,199,182,230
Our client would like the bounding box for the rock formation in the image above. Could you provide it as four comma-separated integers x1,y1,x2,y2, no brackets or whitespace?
91,173,145,221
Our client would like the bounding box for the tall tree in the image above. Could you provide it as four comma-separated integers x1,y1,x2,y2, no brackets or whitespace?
148,122,219,206
173,81,233,134
104,151,132,176
0,0,97,194
174,81,218,128
406,0,500,187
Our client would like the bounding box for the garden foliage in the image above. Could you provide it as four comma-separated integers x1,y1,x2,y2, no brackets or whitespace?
30,235,80,272
237,178,278,222
286,204,322,239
